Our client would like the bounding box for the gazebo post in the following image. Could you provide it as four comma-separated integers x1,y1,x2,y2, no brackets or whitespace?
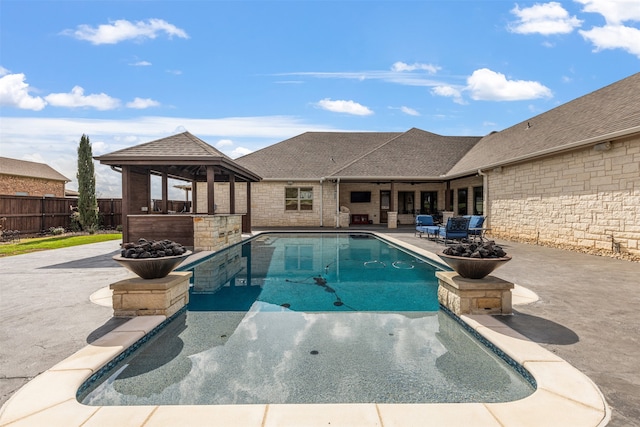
206,166,216,215
191,179,198,213
161,172,168,213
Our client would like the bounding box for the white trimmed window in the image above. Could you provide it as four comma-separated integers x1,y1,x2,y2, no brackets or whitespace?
285,187,313,211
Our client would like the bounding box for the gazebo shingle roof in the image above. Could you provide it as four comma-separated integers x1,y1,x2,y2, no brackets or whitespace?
97,131,233,160
96,131,260,182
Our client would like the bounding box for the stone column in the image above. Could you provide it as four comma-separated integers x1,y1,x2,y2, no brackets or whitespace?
436,271,513,315
110,271,192,317
387,211,398,229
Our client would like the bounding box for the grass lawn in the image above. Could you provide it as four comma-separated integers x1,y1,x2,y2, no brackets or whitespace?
0,233,122,257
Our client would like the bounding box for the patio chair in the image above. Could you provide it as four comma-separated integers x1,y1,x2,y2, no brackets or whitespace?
437,216,471,244
414,215,439,238
465,215,485,241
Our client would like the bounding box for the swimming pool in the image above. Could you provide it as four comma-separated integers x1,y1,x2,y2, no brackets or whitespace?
78,232,535,406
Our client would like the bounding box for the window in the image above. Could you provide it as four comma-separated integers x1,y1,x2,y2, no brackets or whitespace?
285,187,313,211
473,186,483,215
350,191,371,203
457,188,468,215
420,191,438,214
398,191,415,214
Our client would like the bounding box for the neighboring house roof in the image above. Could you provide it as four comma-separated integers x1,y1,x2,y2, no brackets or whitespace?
449,72,640,176
0,157,70,182
96,131,261,182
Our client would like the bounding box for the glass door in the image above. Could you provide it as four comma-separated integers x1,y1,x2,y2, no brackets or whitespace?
380,190,390,223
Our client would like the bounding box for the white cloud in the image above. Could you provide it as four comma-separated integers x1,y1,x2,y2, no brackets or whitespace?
316,98,374,116
216,139,234,147
466,68,552,101
231,147,253,158
278,65,443,88
431,85,466,105
400,106,420,116
575,0,640,58
44,86,121,110
391,62,440,74
126,97,161,109
0,114,340,196
579,25,640,57
575,0,640,25
131,61,152,66
0,72,47,110
62,18,189,45
508,2,582,35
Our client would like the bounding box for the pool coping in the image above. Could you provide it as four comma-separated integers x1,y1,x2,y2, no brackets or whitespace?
0,232,611,427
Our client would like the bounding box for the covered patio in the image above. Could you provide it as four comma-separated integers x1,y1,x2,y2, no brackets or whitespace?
96,132,261,250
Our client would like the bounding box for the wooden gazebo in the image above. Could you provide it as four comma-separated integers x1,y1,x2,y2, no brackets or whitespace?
96,132,261,251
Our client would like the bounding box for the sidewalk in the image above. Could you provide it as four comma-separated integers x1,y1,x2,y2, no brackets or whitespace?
0,240,130,408
1,231,638,426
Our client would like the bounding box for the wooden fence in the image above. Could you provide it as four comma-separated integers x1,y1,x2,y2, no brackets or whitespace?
0,196,190,236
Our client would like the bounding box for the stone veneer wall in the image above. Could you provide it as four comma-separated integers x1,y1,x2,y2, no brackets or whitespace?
249,181,328,227
487,135,640,260
0,175,65,197
195,182,248,214
193,214,243,251
248,179,485,228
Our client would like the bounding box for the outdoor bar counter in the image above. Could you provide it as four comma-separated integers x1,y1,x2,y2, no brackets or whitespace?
126,213,244,252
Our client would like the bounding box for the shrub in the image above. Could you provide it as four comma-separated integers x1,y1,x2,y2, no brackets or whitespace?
49,226,65,235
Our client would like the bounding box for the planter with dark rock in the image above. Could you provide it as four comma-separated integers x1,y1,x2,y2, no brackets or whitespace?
438,241,511,279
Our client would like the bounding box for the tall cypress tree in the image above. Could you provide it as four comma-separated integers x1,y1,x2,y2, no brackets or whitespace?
77,134,99,231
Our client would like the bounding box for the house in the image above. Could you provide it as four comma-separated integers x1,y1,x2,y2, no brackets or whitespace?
234,72,640,259
0,157,70,198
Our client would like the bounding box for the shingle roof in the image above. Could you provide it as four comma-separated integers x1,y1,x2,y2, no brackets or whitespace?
96,131,261,182
333,128,481,178
96,131,232,160
235,131,402,179
448,72,640,175
0,157,70,182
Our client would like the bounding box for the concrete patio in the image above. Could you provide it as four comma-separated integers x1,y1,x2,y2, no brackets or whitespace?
0,227,638,426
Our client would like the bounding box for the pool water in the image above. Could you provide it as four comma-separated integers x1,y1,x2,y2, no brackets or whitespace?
79,233,535,405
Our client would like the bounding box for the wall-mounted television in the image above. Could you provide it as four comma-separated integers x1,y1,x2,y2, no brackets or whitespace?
350,191,371,203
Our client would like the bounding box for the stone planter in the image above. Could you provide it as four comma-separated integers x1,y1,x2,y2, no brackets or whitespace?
113,251,192,279
438,253,511,279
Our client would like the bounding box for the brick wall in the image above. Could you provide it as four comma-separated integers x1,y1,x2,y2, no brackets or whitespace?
0,175,65,197
487,135,640,259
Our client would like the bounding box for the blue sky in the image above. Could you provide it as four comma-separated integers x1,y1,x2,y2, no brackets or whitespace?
1,0,639,198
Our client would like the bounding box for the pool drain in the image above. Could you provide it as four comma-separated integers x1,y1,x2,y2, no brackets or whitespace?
310,350,319,355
